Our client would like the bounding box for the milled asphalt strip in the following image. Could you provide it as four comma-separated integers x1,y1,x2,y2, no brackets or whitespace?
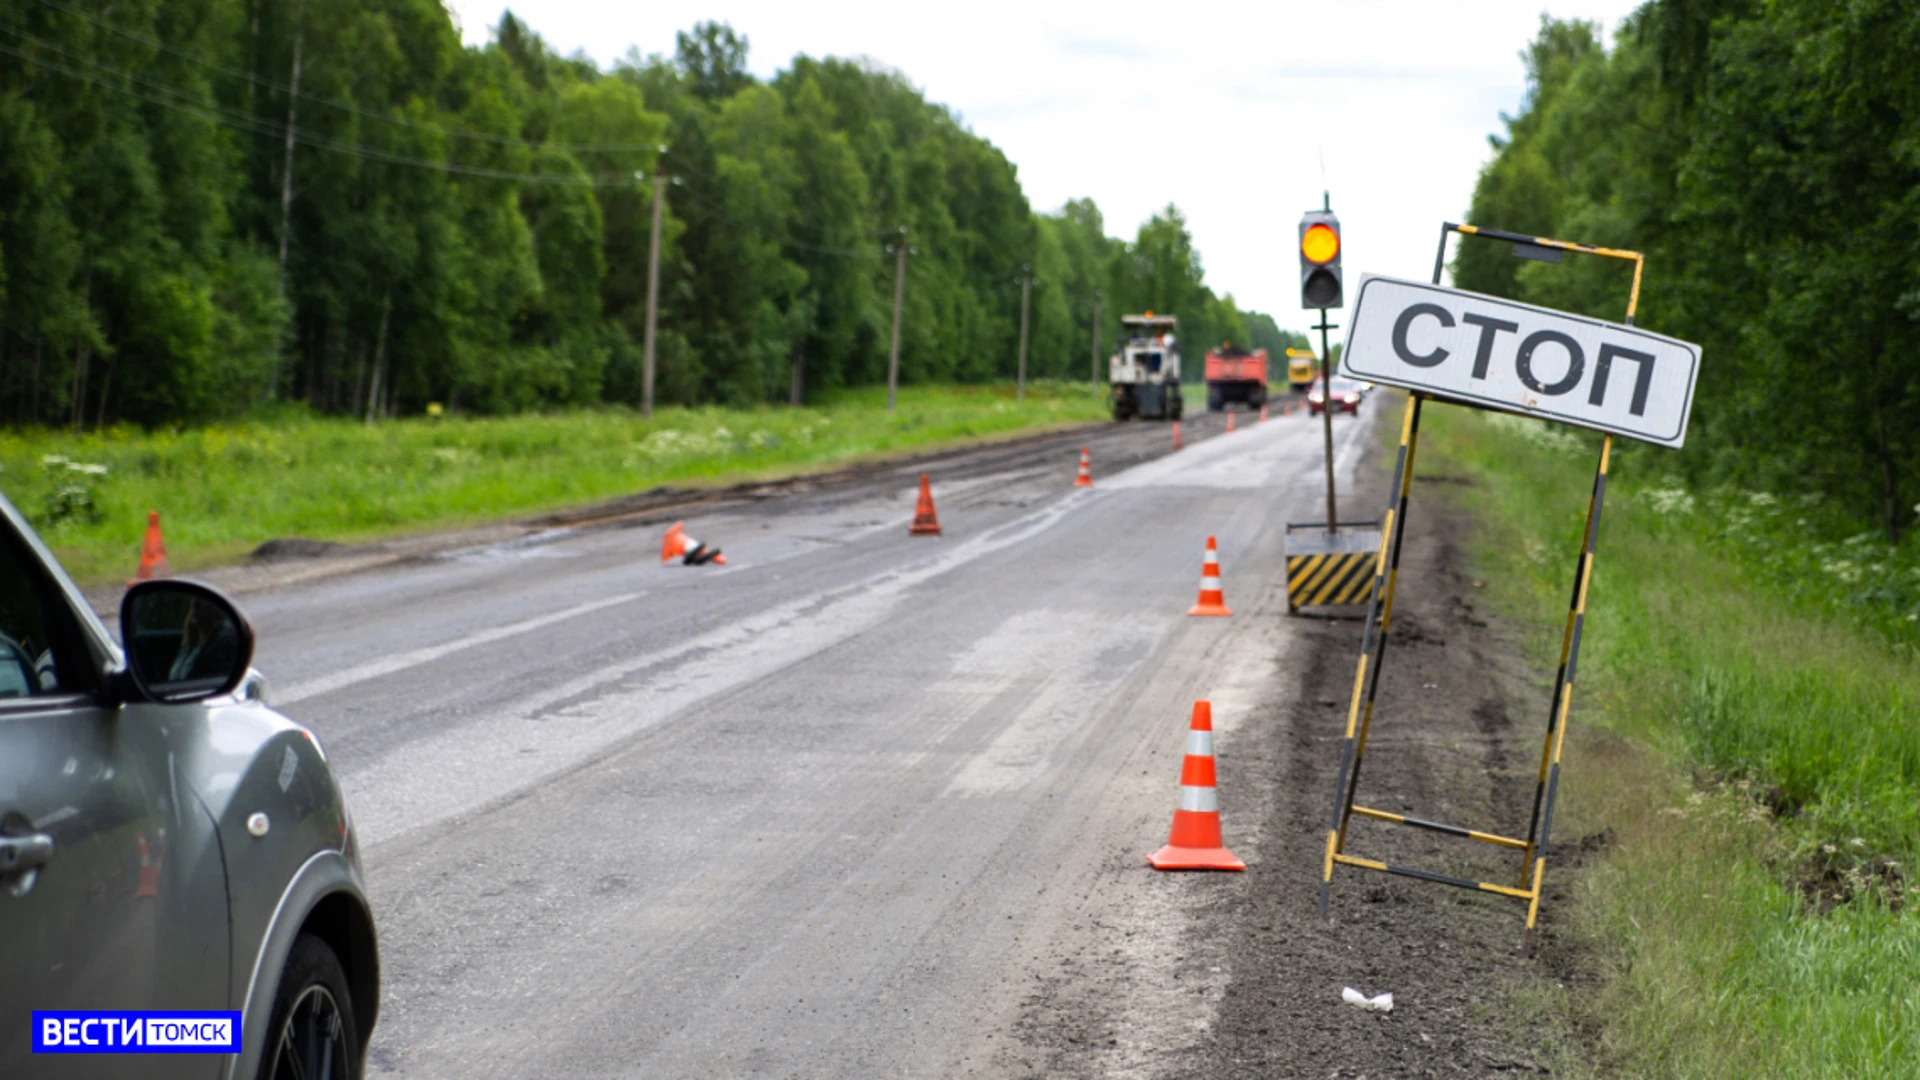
274,476,1025,707
274,591,644,706
262,414,1310,708
335,414,1340,850
345,488,1102,849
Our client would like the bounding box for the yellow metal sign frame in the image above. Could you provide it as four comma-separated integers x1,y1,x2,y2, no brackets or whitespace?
1317,222,1646,950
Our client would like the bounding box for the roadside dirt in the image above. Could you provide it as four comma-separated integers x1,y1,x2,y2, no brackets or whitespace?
1191,498,1569,1079
1004,400,1594,1078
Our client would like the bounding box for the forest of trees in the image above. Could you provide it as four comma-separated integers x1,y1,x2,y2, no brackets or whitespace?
1457,0,1920,541
0,1,1300,428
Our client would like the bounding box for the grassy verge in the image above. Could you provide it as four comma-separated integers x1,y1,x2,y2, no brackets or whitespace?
1411,399,1919,1078
1,381,1107,585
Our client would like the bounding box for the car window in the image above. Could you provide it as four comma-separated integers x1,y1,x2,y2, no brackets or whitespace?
0,534,73,698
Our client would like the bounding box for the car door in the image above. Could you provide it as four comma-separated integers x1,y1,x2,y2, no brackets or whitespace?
0,522,227,1078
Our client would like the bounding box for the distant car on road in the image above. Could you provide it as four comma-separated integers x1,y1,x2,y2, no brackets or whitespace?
1308,377,1364,416
0,494,378,1079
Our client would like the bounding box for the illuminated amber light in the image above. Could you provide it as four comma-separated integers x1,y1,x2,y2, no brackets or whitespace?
1301,223,1339,264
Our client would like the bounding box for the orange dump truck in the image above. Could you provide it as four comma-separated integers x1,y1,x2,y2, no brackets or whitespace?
1203,345,1268,411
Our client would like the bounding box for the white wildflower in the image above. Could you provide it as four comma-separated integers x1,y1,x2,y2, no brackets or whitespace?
1822,560,1862,585
1644,487,1695,515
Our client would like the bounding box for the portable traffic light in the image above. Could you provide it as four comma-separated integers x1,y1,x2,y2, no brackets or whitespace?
1299,210,1343,310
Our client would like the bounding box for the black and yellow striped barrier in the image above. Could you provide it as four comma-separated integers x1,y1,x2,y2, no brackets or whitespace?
1284,522,1381,612
1287,552,1375,609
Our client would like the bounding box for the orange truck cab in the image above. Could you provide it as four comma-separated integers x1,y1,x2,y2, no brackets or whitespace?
1204,344,1268,412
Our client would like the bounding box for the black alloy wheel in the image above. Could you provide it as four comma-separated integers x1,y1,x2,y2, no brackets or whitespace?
261,935,360,1080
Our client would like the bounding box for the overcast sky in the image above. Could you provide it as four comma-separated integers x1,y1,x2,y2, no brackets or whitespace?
443,1,1642,334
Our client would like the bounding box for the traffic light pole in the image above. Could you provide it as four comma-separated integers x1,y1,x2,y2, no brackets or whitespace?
1316,310,1338,534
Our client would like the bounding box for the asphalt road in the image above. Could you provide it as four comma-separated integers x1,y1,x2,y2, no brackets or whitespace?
242,401,1380,1077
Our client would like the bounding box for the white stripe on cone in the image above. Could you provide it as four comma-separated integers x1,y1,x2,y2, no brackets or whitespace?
1178,785,1219,813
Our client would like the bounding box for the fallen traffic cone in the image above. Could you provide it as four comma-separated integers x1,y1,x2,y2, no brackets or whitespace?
909,473,942,536
1260,404,1269,423
1171,422,1183,451
129,510,170,584
1187,535,1232,616
660,521,727,566
1148,700,1244,872
1073,448,1093,488
1226,411,1237,433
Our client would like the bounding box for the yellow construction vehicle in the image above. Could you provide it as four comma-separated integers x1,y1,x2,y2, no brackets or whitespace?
1286,347,1318,394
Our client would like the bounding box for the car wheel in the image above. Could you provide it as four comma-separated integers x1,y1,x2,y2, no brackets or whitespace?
259,934,360,1080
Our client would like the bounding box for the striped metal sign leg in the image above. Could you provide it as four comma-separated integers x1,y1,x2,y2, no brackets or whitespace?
1522,435,1612,952
1321,394,1423,916
1337,396,1423,851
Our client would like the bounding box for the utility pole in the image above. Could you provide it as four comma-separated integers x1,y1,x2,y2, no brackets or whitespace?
1318,189,1338,532
886,227,907,413
269,0,305,401
1088,288,1102,389
1318,312,1338,533
642,157,666,419
1016,265,1031,402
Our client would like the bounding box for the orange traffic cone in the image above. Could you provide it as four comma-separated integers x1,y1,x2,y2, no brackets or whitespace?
909,473,943,536
1148,701,1244,871
1171,422,1183,452
1073,448,1094,488
1226,411,1237,433
1260,404,1269,423
129,511,170,584
1187,535,1232,616
660,521,727,566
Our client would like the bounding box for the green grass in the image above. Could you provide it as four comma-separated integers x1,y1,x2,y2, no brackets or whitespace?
1,381,1107,585
1409,400,1920,1078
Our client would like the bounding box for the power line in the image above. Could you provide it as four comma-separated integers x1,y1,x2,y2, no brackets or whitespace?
0,32,641,187
27,0,905,240
10,12,910,239
660,152,902,239
30,0,667,156
0,32,919,254
668,186,876,257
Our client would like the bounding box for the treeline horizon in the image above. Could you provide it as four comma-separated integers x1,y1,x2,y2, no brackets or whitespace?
0,1,1304,429
1458,0,1919,542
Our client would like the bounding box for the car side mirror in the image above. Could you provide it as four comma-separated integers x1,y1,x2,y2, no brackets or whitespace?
120,580,256,704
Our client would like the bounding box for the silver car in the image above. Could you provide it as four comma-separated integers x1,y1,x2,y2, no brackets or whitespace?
0,494,377,1079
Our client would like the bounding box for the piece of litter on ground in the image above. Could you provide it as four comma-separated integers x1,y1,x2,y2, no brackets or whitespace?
1342,986,1394,1012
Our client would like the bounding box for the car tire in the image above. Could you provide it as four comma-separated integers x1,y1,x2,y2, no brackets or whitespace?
258,934,361,1080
